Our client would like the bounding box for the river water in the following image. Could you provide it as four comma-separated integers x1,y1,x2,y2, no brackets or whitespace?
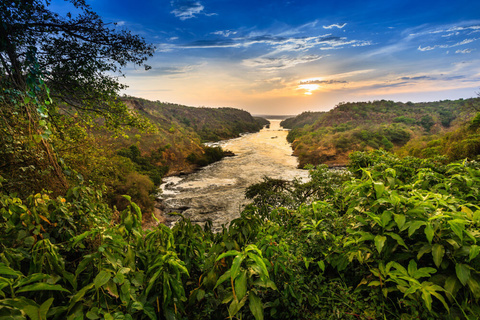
159,120,309,231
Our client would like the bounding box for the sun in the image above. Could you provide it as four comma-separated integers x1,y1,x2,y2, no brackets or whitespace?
298,83,320,95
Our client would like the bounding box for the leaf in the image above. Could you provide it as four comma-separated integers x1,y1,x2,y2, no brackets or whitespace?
448,220,465,241
394,214,406,229
216,250,240,261
432,244,445,268
231,254,245,279
374,235,387,254
408,221,426,237
469,245,480,262
249,292,264,320
16,283,70,294
38,298,54,319
247,253,268,278
235,271,247,301
94,271,111,290
373,182,385,199
214,270,231,289
417,244,432,260
0,264,22,277
385,232,408,249
424,224,434,244
380,211,392,228
455,263,471,286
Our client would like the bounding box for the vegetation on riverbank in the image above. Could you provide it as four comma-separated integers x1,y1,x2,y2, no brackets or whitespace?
282,98,480,167
1,151,480,319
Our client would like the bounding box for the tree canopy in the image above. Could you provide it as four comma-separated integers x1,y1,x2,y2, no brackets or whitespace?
0,0,155,127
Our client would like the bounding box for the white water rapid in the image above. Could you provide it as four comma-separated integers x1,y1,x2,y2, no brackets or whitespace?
159,120,309,231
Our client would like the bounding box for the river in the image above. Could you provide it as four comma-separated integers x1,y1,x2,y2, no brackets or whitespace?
158,120,309,231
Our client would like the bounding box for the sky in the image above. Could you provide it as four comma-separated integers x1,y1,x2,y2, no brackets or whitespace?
54,0,480,115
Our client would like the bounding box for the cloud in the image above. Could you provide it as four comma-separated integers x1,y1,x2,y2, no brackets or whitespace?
418,37,479,51
211,30,237,37
170,0,215,20
178,34,371,53
300,79,348,85
456,48,473,54
398,76,433,80
323,23,347,29
243,55,324,71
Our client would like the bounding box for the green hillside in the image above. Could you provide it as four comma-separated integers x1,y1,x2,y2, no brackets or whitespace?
281,98,480,167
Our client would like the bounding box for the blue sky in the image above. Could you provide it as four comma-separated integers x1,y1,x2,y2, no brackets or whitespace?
55,0,480,114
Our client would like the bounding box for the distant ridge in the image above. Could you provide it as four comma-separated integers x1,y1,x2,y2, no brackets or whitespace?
253,114,297,120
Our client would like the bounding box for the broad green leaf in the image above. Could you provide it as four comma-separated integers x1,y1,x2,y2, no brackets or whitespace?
214,270,231,289
429,287,449,312
373,182,385,199
448,220,466,241
231,254,245,279
380,211,392,228
196,289,205,302
455,263,471,286
408,260,417,276
385,232,408,249
249,292,264,320
432,244,445,268
16,283,70,294
235,271,247,301
38,298,54,319
374,235,386,254
408,221,426,237
216,250,240,261
94,271,111,290
421,289,433,311
394,214,406,229
0,264,22,278
247,253,269,279
417,244,432,260
469,245,480,262
318,260,325,272
244,244,262,255
424,224,434,244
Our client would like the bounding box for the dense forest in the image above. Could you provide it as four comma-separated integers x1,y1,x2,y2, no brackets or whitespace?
1,1,480,319
282,99,480,167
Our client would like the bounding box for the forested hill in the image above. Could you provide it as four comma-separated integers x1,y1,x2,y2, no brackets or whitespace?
124,97,269,142
281,98,480,167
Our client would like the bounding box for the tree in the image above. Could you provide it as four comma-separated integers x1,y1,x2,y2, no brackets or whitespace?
0,0,154,196
0,0,154,129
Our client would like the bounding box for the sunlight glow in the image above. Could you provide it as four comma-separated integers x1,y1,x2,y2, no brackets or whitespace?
298,83,320,95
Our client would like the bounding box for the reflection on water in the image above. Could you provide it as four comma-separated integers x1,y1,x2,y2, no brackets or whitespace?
159,120,308,231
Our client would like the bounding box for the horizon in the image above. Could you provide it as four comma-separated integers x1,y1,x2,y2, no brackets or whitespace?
52,0,480,115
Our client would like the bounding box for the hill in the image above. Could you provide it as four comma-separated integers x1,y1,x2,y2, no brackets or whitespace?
281,98,480,167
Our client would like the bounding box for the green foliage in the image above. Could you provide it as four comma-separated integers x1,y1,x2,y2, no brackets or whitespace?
1,152,480,318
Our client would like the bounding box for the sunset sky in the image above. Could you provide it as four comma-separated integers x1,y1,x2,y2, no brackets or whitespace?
55,0,480,115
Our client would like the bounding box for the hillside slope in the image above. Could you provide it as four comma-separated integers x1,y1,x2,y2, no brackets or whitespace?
281,98,480,167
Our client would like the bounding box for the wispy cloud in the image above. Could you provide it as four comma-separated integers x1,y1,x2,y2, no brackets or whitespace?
211,30,237,37
323,23,347,29
243,55,323,71
300,79,348,84
177,34,371,53
456,48,474,54
170,0,215,20
418,37,478,51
